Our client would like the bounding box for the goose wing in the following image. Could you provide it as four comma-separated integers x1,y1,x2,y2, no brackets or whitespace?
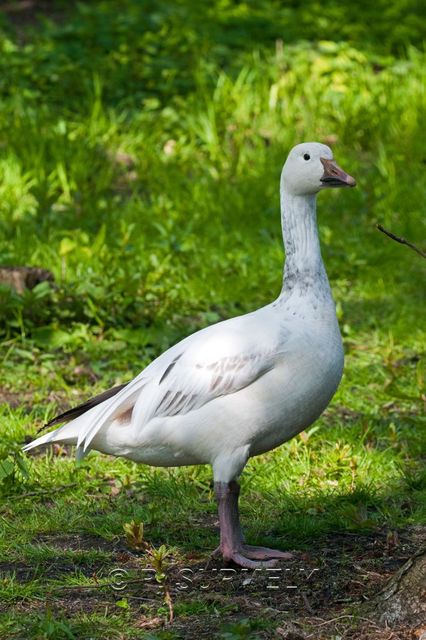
78,311,280,452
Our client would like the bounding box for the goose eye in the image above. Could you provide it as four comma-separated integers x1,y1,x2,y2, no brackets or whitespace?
303,153,310,161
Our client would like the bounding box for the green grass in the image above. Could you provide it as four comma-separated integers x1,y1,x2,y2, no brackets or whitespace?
0,1,425,638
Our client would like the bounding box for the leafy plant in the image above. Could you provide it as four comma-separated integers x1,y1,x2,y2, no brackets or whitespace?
123,519,147,551
147,544,174,625
32,609,77,640
0,439,30,494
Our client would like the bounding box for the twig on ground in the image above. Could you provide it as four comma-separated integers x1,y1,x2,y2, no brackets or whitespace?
53,577,154,592
52,577,161,607
310,614,354,627
7,483,77,500
301,591,315,614
376,224,426,258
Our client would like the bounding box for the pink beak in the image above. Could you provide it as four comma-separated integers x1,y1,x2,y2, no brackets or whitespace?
320,158,356,188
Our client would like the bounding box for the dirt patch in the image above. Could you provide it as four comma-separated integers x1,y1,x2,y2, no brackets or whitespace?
0,561,34,582
4,526,424,638
323,404,365,425
0,388,82,414
0,266,54,294
0,558,107,586
0,390,35,410
1,1,69,38
33,533,119,554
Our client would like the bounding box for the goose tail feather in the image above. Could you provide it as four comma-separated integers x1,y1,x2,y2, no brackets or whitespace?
22,400,110,457
23,420,81,452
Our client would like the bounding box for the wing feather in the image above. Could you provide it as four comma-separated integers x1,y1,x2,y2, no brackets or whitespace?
130,349,276,429
80,311,281,451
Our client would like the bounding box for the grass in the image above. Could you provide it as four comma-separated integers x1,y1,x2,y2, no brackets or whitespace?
0,1,425,638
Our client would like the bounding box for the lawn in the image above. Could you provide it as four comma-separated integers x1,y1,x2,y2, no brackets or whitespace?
0,1,425,639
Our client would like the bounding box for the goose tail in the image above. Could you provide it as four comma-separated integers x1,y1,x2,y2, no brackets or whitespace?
23,420,83,455
22,380,140,460
22,382,131,460
22,401,111,460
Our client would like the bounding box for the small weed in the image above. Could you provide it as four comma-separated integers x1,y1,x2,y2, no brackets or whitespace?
147,545,174,625
123,519,147,552
0,448,30,495
32,610,77,640
219,618,266,639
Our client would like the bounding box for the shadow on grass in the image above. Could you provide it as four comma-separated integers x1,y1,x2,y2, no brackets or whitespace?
10,450,420,553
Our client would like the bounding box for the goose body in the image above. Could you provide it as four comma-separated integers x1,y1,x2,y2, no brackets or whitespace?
24,142,355,567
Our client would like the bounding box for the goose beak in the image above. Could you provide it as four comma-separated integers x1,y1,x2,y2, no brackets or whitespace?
320,158,356,188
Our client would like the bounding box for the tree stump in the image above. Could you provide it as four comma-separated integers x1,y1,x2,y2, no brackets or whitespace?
0,266,54,294
367,547,426,628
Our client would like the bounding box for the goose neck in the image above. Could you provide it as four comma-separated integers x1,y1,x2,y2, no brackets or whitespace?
280,191,329,297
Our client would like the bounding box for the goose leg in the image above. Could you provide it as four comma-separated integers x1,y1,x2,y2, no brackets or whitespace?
213,481,292,569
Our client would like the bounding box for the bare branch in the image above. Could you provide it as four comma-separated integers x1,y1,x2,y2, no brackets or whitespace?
376,224,426,259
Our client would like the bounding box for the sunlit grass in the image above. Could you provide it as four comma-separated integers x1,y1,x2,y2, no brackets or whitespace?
0,1,425,638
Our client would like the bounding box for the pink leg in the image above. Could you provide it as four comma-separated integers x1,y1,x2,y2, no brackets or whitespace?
213,481,293,569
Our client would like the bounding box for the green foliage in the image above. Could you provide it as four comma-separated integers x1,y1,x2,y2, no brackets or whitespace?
0,452,29,491
0,432,30,494
123,519,146,551
0,2,425,342
0,49,425,338
219,617,268,639
32,610,77,640
0,2,425,639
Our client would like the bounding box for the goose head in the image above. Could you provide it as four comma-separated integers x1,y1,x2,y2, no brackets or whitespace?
281,142,356,196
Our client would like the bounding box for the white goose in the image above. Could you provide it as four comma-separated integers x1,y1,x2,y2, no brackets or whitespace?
24,142,356,568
